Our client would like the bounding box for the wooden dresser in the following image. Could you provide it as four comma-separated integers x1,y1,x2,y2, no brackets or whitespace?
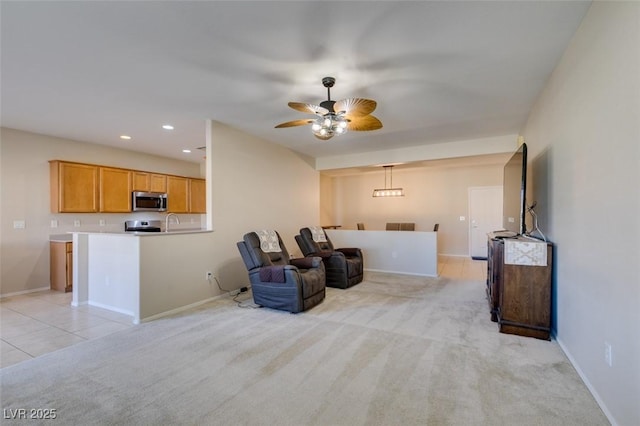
486,233,553,340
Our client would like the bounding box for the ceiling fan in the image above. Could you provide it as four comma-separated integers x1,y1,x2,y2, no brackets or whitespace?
275,76,382,140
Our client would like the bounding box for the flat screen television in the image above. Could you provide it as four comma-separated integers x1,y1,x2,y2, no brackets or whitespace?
502,143,527,235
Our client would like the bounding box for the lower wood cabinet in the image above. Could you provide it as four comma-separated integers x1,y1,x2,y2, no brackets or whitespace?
486,234,553,340
50,241,72,292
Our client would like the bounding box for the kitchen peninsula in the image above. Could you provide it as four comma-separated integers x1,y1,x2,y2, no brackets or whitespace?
72,230,214,324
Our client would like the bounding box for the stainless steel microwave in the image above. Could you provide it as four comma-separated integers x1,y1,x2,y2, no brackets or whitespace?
132,191,167,212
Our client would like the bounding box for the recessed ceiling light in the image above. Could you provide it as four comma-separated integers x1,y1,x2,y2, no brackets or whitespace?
120,135,132,140
162,124,174,130
182,149,191,153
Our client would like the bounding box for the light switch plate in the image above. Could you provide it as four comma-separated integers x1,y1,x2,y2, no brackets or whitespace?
459,216,466,221
13,220,26,229
51,219,58,228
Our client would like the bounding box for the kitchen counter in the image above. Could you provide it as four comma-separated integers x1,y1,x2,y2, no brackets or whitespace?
49,233,73,242
71,229,211,236
71,229,216,324
133,229,212,236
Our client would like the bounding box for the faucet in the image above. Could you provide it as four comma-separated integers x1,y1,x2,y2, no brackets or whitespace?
165,213,180,232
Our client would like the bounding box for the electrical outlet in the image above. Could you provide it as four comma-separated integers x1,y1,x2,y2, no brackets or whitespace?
99,219,106,226
604,342,612,367
51,219,58,228
206,271,213,281
74,220,81,227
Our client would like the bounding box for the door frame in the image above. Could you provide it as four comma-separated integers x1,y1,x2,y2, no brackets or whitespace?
468,186,503,259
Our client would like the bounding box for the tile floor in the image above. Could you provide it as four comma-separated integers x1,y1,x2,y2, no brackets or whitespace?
1,290,134,369
438,254,487,281
0,256,486,369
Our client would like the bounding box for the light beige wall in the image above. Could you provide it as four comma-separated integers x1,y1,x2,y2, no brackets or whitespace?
324,164,503,256
319,173,335,226
205,121,319,291
316,134,517,170
0,128,202,295
0,125,319,298
521,3,640,425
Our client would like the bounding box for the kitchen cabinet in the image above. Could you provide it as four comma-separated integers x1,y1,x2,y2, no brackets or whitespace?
189,178,206,213
99,167,132,212
50,241,72,292
51,160,201,213
167,175,189,213
50,161,99,213
150,174,167,193
132,172,167,193
162,176,205,213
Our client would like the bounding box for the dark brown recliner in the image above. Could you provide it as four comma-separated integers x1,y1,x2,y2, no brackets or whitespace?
237,231,325,313
295,227,363,289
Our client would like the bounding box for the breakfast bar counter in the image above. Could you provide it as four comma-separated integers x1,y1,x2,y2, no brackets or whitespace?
72,230,214,324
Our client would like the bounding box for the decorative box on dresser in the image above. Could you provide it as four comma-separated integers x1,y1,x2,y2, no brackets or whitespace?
486,233,553,340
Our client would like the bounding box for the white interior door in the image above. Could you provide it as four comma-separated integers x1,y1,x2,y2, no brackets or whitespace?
469,186,503,259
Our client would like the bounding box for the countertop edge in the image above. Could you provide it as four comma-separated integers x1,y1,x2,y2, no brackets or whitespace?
60,230,213,237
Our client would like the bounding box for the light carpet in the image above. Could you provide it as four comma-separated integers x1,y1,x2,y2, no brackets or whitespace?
0,272,607,425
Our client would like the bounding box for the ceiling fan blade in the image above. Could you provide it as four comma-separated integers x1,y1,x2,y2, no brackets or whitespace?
288,102,329,115
333,98,377,116
346,115,383,131
274,119,315,128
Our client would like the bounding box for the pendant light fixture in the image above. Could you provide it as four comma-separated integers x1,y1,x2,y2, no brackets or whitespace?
372,165,404,197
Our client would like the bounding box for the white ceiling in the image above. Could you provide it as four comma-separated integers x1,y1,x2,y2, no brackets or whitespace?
1,1,591,164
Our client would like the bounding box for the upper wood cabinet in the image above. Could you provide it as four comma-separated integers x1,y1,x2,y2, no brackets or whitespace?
50,161,99,213
189,178,206,213
99,167,132,212
167,175,189,213
150,174,167,193
51,160,202,213
132,171,167,193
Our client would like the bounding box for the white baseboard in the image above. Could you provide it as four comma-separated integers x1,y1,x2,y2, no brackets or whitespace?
87,301,134,318
139,294,227,324
365,268,438,278
0,286,50,299
556,336,618,426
